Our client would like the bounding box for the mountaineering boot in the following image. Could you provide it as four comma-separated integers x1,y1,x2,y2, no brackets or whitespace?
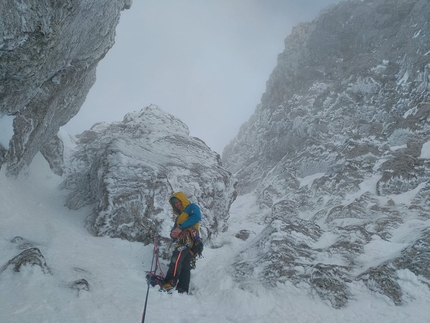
159,280,176,293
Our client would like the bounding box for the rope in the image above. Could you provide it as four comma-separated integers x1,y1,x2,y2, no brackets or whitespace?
140,223,165,323
141,239,156,323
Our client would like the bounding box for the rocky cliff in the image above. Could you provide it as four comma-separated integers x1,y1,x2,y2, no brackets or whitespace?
223,0,430,308
0,0,132,176
61,105,237,248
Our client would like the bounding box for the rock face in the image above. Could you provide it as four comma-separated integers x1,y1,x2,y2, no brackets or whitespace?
0,0,132,176
223,0,430,308
62,105,237,246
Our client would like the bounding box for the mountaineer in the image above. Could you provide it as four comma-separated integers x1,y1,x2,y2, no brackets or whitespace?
160,191,203,294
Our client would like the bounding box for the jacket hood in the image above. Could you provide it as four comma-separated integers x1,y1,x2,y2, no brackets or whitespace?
170,191,190,215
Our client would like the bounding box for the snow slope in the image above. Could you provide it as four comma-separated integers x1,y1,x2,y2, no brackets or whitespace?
0,154,429,323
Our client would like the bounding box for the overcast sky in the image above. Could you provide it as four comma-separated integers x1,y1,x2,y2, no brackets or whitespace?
63,0,341,154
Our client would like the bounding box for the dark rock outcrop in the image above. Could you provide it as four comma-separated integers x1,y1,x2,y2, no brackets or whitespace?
1,247,51,275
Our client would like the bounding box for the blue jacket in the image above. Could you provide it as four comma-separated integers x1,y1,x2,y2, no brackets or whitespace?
177,203,201,230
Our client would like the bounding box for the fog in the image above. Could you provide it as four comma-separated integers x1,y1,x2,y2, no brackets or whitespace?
64,0,342,154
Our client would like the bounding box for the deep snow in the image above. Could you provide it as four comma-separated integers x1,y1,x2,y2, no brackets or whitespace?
1,154,429,323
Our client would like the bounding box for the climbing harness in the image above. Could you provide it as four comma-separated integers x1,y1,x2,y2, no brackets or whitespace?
140,223,165,323
175,228,204,270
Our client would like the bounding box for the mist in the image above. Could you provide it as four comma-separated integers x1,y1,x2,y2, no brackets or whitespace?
63,0,342,154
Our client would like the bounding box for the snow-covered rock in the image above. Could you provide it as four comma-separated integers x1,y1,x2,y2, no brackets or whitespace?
223,0,430,307
0,0,132,176
1,238,52,275
61,105,237,245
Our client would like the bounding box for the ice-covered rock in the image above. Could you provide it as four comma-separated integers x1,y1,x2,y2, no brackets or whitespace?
0,0,132,175
62,105,237,245
223,0,430,307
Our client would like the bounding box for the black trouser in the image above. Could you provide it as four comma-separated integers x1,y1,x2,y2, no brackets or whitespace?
164,245,192,292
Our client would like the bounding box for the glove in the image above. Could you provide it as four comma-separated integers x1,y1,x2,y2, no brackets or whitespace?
171,228,182,239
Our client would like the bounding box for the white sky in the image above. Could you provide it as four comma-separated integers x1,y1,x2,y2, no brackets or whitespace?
63,0,342,154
